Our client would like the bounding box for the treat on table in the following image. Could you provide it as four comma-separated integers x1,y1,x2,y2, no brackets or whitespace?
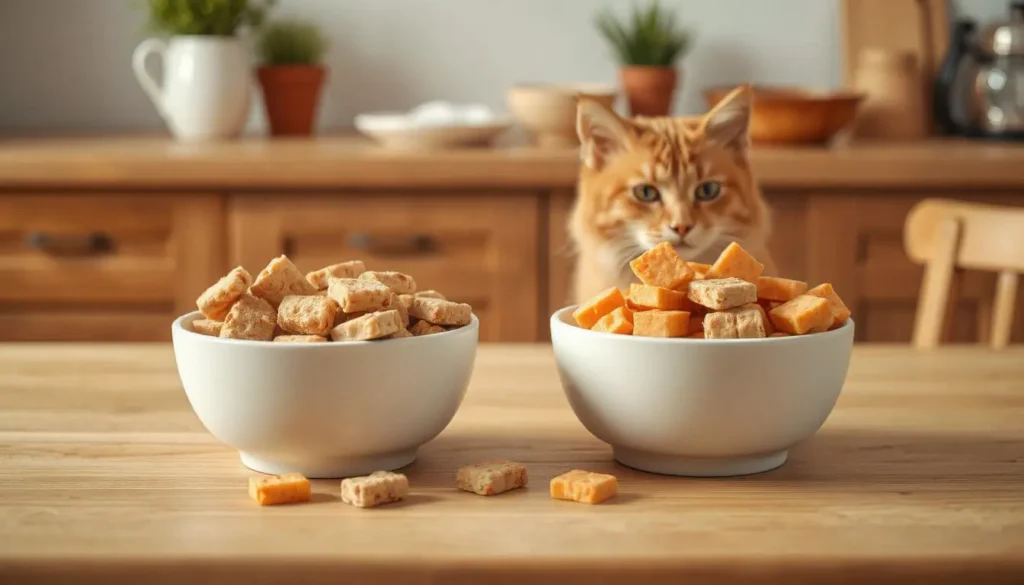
277,295,339,337
704,305,767,339
306,260,366,290
571,241,849,338
328,278,392,313
359,271,417,295
273,335,327,343
629,241,695,290
340,471,409,508
330,310,403,341
196,266,251,320
409,320,445,336
249,472,311,506
191,319,223,337
407,297,472,326
550,469,618,505
457,460,528,496
250,255,317,308
220,294,277,341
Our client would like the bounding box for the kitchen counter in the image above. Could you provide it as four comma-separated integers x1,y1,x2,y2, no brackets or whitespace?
1,344,1022,585
2,136,1024,189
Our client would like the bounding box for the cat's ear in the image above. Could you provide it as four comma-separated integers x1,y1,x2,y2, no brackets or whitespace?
701,84,752,151
577,97,631,170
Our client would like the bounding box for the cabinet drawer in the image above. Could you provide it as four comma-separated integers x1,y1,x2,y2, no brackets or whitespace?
230,193,540,341
0,193,225,341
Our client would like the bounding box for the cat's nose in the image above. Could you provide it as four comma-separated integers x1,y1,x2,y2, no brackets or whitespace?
670,224,693,236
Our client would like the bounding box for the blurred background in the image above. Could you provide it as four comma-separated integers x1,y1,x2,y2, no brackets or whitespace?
0,0,1022,345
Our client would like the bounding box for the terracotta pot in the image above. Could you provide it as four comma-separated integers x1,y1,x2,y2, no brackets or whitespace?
620,66,679,117
257,65,327,137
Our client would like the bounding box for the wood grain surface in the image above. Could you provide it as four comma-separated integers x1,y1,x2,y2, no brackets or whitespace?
1,344,1023,585
2,136,1024,189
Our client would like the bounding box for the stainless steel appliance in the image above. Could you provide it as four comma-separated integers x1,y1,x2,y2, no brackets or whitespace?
934,1,1024,139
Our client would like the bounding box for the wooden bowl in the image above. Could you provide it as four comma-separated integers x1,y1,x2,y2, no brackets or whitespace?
703,86,865,145
507,84,617,148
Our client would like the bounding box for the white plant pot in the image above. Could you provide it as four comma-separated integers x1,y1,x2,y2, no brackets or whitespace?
133,36,251,142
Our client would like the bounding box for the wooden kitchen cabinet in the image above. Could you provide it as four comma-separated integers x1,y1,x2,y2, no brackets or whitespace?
0,193,225,341
229,192,541,342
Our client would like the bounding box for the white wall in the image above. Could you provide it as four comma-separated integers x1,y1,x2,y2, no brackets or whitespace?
0,0,1008,135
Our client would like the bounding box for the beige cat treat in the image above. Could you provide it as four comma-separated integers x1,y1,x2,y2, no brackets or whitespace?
250,255,317,308
415,290,446,300
457,460,528,496
191,319,223,337
273,334,327,343
359,271,417,295
687,278,757,311
409,320,445,336
220,294,277,341
277,295,339,336
390,294,410,327
305,260,366,290
330,310,403,341
340,471,409,508
704,305,766,339
387,328,414,339
328,278,392,313
196,266,251,320
408,297,472,326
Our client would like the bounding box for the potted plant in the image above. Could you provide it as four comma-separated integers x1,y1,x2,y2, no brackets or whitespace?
133,0,274,141
596,1,693,117
256,20,329,137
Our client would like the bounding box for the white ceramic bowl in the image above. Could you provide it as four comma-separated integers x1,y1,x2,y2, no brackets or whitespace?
354,113,513,150
550,307,854,477
172,312,478,478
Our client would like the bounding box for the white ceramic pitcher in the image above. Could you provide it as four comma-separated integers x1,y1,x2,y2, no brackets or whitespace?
133,36,251,141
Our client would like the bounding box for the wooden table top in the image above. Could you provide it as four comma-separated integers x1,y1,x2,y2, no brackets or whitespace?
1,344,1023,585
2,136,1024,189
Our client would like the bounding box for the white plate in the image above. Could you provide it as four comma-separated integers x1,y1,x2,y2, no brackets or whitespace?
355,113,513,150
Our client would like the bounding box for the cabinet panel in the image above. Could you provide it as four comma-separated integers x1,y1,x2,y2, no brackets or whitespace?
0,193,225,341
230,193,541,342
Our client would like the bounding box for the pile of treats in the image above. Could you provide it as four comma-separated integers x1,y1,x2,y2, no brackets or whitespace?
249,461,618,508
192,255,472,342
574,241,851,339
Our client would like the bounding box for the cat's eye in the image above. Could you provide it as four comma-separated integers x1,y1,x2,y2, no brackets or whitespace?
632,184,661,203
694,181,722,202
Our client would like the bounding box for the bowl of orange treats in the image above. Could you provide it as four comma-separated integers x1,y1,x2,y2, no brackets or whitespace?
550,241,853,477
172,255,478,478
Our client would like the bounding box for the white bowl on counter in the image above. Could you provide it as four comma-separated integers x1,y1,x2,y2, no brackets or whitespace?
550,306,853,477
172,311,478,478
355,101,513,150
507,83,617,148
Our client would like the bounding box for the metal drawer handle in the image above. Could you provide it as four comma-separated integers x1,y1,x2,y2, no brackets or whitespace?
348,233,434,255
25,231,114,256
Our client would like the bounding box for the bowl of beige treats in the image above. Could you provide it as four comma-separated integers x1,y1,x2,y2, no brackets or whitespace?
171,255,478,478
550,241,853,478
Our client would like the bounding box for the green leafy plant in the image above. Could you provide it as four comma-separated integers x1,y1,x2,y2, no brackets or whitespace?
596,1,693,67
143,0,275,36
258,20,328,65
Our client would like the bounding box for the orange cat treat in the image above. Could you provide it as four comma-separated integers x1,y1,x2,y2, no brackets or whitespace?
629,242,695,290
756,276,808,302
550,470,618,505
249,472,311,506
769,295,834,335
629,283,690,311
634,310,690,338
191,319,223,337
687,262,712,279
593,306,634,334
686,277,757,311
704,305,767,339
806,283,851,328
707,242,765,283
573,287,626,329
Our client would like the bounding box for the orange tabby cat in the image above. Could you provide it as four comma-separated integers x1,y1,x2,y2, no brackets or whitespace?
571,84,774,302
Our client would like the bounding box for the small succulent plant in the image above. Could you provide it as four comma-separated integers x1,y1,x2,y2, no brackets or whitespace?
596,1,693,67
258,20,328,66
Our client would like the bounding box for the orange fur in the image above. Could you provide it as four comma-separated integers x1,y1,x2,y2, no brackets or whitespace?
570,85,775,303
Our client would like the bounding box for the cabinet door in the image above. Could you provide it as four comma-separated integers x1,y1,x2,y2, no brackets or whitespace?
0,193,225,341
230,193,541,341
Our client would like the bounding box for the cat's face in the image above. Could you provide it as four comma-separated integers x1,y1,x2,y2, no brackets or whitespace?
572,86,769,272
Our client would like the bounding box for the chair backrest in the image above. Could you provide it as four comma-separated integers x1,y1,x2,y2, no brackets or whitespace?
904,199,1024,349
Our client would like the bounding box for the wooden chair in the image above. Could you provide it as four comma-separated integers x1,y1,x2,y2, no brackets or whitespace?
905,199,1024,349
